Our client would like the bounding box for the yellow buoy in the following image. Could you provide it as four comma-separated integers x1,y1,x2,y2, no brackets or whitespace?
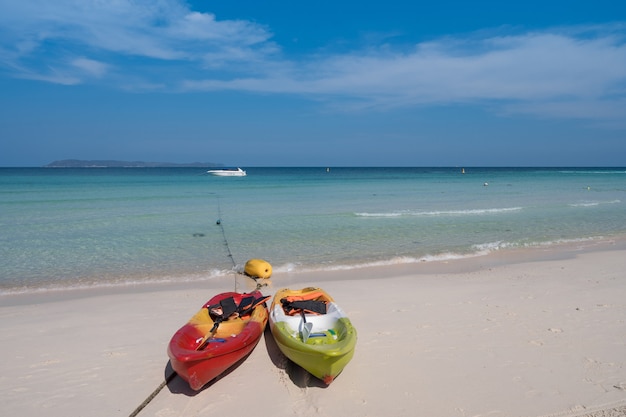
244,259,272,279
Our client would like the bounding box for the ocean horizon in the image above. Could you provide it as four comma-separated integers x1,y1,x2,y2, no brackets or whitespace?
1,166,625,294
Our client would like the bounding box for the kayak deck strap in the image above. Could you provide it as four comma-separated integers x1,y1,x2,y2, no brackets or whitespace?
208,295,271,320
281,299,328,315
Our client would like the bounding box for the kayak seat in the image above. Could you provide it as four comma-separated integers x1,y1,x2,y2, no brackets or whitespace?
209,295,270,321
274,301,343,338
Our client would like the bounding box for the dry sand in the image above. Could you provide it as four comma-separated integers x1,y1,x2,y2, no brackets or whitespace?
2,242,626,417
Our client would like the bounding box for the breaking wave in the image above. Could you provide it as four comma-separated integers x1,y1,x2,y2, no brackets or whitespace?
355,207,523,218
569,200,621,207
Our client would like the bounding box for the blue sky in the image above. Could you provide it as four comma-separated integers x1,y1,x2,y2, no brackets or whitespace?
1,0,625,167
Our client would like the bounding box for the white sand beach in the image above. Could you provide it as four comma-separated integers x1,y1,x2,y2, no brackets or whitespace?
2,241,626,417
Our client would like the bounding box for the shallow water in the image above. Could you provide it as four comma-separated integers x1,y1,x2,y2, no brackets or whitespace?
1,167,624,293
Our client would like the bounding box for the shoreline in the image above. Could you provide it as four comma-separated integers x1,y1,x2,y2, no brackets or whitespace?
1,241,625,416
3,234,625,305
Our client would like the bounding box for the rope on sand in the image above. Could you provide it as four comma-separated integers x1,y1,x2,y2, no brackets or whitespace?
128,372,177,417
128,196,263,416
127,199,230,416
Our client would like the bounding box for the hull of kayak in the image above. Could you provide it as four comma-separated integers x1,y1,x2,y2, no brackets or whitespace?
269,287,357,384
167,291,269,390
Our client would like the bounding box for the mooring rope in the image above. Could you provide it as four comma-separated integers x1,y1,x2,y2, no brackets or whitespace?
128,196,250,417
215,198,237,269
128,371,177,417
215,196,239,292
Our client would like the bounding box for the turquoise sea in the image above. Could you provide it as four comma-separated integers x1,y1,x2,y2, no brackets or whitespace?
1,167,625,294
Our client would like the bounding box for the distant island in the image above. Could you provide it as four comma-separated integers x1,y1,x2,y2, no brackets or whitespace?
44,159,224,168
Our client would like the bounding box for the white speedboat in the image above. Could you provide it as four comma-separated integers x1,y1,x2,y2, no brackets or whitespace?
207,167,247,177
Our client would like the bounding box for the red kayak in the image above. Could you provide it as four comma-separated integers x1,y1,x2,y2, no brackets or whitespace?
167,291,270,390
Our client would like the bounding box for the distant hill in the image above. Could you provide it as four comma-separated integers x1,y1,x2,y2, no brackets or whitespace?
44,159,224,168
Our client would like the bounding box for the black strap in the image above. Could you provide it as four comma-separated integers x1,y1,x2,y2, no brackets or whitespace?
281,299,327,315
219,297,238,318
239,295,271,316
237,296,256,314
208,295,270,319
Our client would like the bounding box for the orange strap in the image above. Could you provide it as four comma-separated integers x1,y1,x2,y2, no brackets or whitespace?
281,291,326,303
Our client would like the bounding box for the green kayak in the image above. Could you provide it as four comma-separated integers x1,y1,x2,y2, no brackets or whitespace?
269,287,357,384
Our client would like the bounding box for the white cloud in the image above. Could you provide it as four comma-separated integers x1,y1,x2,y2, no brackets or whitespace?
205,29,626,101
0,0,275,71
71,58,108,78
183,26,626,122
0,0,625,123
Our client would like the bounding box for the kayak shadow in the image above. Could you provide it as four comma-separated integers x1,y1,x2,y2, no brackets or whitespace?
263,326,327,389
163,361,198,396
